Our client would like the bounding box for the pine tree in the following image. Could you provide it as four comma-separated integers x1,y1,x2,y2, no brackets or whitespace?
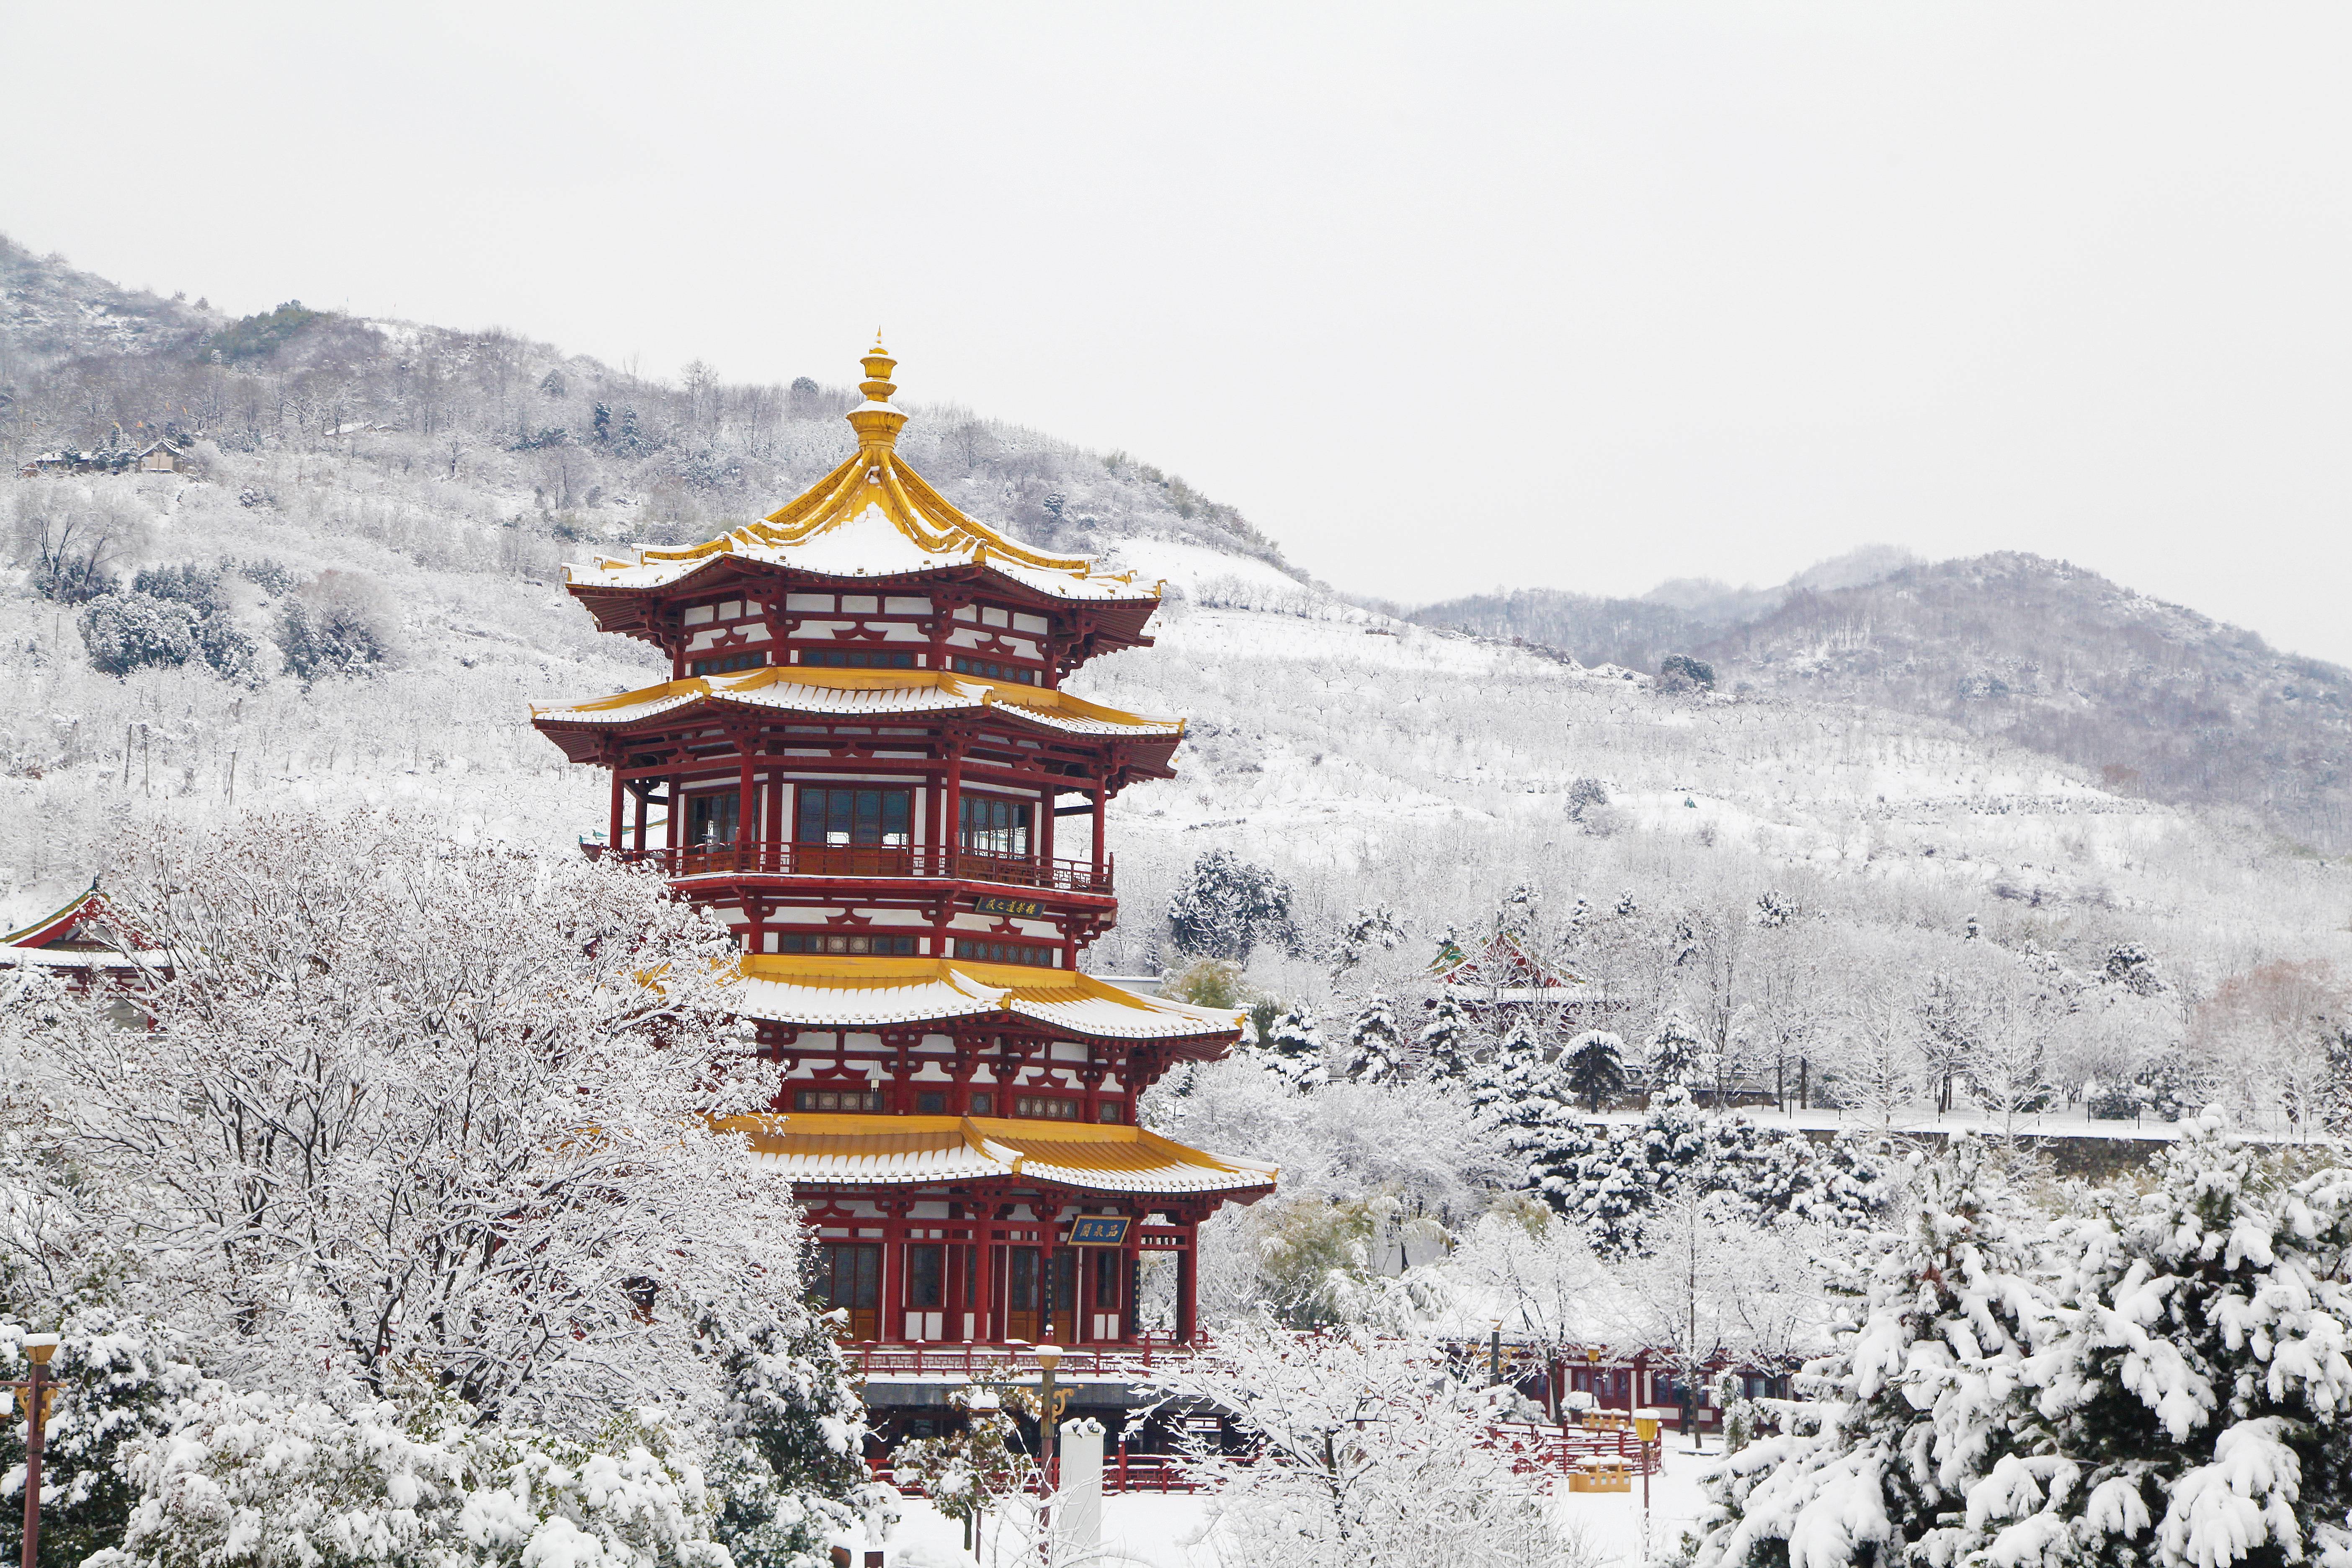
1561,1029,1627,1112
1341,992,1407,1083
2012,1117,2352,1568
1646,1008,1704,1090
1470,1014,1550,1119
1692,1138,2050,1568
1418,994,1475,1086
1257,1006,1328,1089
1166,847,1296,964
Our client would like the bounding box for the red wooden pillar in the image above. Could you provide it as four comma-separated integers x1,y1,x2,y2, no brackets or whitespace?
764,772,785,868
944,750,964,873
1089,778,1106,882
1042,1217,1063,1346
1176,1234,1197,1345
607,766,624,851
879,1210,903,1345
631,781,647,854
1038,783,1055,868
1124,1244,1142,1343
737,750,756,863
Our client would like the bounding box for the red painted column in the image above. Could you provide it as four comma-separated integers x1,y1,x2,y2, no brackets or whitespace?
1176,1233,1197,1346
764,771,785,870
944,749,964,874
631,782,647,854
607,766,624,852
737,750,756,867
879,1210,903,1345
1090,778,1106,882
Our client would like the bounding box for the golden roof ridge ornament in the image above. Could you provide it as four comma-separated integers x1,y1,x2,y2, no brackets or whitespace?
846,331,907,453
617,337,1146,586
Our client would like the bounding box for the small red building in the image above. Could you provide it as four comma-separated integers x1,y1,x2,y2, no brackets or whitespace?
534,341,1274,1358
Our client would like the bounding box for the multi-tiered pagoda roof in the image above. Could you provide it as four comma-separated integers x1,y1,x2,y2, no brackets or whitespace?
532,340,1271,1380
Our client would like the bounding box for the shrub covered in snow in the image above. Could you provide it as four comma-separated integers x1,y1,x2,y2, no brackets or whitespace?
1689,1122,2352,1568
1142,1318,1589,1568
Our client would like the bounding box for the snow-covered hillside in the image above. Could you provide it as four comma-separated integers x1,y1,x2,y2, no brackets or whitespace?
5,236,2351,1133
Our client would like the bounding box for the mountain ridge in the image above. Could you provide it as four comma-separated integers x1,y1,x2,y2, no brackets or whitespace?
1413,549,2352,851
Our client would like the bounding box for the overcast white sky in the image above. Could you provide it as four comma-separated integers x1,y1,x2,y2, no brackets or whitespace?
7,4,2349,658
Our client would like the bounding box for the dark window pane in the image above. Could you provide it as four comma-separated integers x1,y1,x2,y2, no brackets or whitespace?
908,1245,944,1309
1008,1249,1037,1311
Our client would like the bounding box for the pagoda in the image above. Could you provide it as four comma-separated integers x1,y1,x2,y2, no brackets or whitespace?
534,340,1272,1354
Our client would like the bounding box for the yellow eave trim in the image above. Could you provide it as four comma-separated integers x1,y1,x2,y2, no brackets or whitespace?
717,1111,1277,1183
531,666,1183,734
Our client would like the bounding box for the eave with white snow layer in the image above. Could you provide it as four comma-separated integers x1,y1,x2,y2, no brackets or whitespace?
722,1110,1277,1197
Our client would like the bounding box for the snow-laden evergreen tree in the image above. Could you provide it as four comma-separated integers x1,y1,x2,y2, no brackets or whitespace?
1341,991,1408,1083
1648,1007,1705,1090
2102,940,2166,996
1256,1004,1328,1089
1165,846,1295,964
1696,1121,2352,1568
1690,1137,2051,1568
1418,993,1475,1086
695,1287,872,1567
1521,1088,1891,1254
1562,1028,1627,1112
78,593,199,677
1469,1014,1552,1121
0,1311,199,1568
1986,1117,2352,1568
1325,903,1403,985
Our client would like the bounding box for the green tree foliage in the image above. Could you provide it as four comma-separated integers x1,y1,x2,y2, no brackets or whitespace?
203,301,324,363
1562,1029,1627,1112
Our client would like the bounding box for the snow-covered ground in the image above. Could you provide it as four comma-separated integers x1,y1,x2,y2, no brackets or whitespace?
880,1441,1723,1567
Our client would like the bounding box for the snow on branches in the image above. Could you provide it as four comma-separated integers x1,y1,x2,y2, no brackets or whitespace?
1689,1122,2352,1568
5,813,841,1434
1141,1318,1588,1568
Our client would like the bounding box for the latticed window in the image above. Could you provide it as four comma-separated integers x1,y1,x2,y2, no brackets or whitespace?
958,795,1031,857
798,648,916,669
798,788,912,846
1015,1095,1081,1120
776,932,918,956
950,655,1038,684
953,938,1055,967
689,652,765,676
687,792,740,846
794,1089,884,1112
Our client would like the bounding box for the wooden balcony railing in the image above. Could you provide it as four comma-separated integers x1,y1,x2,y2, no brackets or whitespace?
584,841,1114,897
841,1337,1186,1383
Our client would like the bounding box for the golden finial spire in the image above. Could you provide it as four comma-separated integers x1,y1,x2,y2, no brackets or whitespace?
847,336,908,451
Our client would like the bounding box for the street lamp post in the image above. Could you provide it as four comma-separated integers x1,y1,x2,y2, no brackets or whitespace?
1029,1344,1070,1559
1030,1344,1068,1475
17,1334,60,1568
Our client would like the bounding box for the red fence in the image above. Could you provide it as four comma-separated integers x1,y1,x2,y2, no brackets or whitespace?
871,1421,1657,1498
585,841,1114,896
848,1339,1187,1382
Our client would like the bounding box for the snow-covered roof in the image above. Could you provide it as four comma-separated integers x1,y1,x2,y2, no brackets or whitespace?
1431,932,1585,998
531,667,1182,757
565,341,1161,607
0,885,151,975
723,1111,1277,1197
728,956,1241,1042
